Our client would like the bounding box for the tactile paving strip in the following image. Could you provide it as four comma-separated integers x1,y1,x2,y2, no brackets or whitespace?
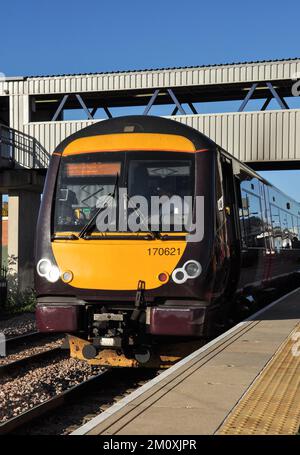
217,323,300,435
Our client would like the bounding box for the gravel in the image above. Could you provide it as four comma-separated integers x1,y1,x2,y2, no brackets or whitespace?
0,356,103,423
0,336,64,366
0,314,36,338
15,368,158,435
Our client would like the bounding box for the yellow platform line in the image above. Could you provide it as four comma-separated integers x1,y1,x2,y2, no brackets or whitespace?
217,323,300,435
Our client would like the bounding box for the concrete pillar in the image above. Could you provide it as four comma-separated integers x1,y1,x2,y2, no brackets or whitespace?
8,190,41,292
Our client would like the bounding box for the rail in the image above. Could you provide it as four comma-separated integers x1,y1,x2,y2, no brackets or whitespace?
0,370,110,434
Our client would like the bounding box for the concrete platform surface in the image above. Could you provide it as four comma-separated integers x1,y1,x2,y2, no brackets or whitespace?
72,288,300,435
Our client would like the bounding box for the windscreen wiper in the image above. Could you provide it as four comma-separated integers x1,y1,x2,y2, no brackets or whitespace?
125,194,162,240
52,233,79,240
78,173,119,239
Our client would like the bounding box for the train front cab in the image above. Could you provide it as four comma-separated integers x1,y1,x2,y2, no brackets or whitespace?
35,117,228,368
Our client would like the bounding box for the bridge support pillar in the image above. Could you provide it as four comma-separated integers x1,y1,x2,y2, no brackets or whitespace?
8,191,41,293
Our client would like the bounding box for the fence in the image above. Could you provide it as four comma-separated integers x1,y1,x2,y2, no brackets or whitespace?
0,266,7,310
0,123,50,169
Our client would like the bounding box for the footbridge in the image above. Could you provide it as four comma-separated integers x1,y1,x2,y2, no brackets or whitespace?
1,57,300,292
0,124,49,291
1,57,300,169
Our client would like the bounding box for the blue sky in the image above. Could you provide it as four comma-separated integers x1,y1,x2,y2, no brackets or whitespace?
1,0,300,199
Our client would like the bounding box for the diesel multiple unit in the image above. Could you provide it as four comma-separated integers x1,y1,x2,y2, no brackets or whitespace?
35,116,300,367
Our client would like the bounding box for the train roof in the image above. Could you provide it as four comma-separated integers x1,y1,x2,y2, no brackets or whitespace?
54,115,216,154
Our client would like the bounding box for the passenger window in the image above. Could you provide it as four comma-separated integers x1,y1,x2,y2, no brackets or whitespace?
238,193,247,248
292,216,299,240
281,211,293,249
291,216,300,249
241,190,265,247
270,205,282,251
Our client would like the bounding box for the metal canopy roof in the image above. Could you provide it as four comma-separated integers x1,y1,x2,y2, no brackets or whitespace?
2,58,300,98
24,57,300,79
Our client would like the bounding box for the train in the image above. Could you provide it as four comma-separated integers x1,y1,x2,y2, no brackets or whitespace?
35,115,300,367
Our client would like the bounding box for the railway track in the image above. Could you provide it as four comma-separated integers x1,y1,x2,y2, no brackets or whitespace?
1,287,297,435
0,366,158,435
0,332,67,377
0,334,73,433
6,331,51,350
0,346,64,377
0,339,109,434
0,370,110,434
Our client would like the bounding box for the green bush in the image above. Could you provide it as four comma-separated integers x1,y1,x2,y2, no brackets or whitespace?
5,254,37,314
6,287,37,314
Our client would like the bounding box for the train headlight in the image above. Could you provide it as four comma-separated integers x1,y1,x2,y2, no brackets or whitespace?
47,266,60,283
62,271,73,283
172,260,202,284
37,259,52,277
185,260,202,278
172,268,188,284
36,259,60,283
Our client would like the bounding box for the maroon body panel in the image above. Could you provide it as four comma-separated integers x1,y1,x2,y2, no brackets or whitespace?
149,306,206,336
36,306,80,332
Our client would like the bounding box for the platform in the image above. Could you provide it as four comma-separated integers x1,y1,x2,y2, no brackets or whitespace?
72,288,300,435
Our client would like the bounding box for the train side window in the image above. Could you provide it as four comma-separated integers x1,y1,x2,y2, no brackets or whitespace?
237,192,247,248
288,214,300,249
270,205,282,251
216,156,225,225
294,217,300,248
281,211,294,249
241,177,260,195
233,176,247,247
293,216,299,240
241,190,264,248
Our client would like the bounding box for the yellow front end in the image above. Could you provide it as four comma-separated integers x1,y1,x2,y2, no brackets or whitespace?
52,236,187,290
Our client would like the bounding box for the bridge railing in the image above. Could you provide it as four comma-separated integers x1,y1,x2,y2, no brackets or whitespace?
0,124,50,169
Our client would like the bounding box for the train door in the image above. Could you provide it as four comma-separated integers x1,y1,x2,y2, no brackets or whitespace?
235,166,270,294
219,153,241,298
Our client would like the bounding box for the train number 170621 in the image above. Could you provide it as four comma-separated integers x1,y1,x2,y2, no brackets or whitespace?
147,247,181,256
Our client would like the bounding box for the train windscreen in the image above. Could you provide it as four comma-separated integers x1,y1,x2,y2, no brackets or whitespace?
53,152,195,235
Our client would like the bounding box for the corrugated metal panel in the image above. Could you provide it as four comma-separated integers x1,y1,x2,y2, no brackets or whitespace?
174,110,300,162
23,120,98,153
9,95,25,132
6,59,300,96
22,110,300,162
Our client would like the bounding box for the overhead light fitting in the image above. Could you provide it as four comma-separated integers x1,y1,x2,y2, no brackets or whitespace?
242,86,278,91
134,92,166,98
35,99,60,103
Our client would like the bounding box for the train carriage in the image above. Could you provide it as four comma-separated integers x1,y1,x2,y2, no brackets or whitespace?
35,115,300,367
